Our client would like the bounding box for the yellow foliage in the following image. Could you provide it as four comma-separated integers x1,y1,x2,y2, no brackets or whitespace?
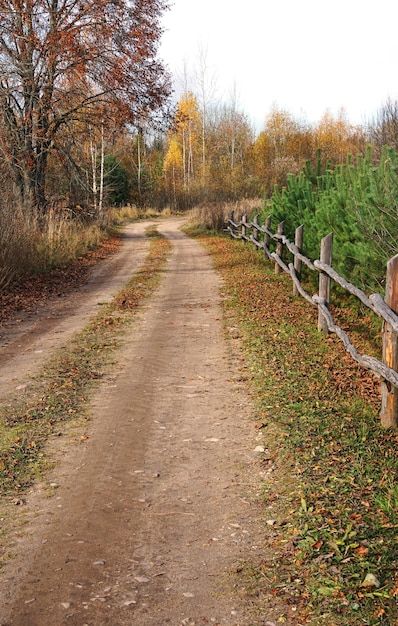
163,137,183,173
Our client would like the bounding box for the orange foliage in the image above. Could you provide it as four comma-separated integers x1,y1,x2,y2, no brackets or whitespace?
0,0,171,210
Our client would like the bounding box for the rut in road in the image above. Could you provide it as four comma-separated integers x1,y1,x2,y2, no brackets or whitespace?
1,221,282,626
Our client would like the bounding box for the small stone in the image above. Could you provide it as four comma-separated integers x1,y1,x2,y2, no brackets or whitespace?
61,602,71,609
93,560,106,566
13,498,26,506
134,576,150,583
182,592,194,598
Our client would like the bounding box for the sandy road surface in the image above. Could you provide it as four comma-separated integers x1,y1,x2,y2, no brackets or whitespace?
0,219,282,626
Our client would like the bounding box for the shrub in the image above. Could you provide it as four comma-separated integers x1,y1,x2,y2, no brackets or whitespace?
262,147,398,291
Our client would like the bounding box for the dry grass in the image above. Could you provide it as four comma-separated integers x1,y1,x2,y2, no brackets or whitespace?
106,204,174,225
0,202,175,293
0,204,42,288
192,199,263,232
0,207,106,285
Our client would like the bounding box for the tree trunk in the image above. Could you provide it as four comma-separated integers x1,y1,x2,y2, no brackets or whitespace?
14,151,48,218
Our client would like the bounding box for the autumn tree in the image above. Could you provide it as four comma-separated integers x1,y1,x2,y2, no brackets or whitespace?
163,136,183,208
252,106,312,193
313,109,364,166
128,129,167,207
0,0,171,214
195,46,217,186
163,92,202,207
368,98,398,156
206,102,254,199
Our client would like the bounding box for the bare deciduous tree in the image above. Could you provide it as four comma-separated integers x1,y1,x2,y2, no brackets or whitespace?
368,98,398,155
0,0,171,213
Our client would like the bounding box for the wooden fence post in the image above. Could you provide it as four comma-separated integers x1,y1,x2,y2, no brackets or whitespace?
380,254,398,427
253,214,259,246
275,221,284,274
318,232,333,334
264,215,271,258
241,214,247,241
229,211,234,237
293,224,304,296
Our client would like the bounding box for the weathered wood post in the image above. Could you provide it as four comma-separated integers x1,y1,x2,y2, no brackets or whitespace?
241,214,247,241
293,224,304,296
264,215,272,258
317,232,333,334
275,221,284,274
253,214,259,247
227,211,234,238
380,255,398,428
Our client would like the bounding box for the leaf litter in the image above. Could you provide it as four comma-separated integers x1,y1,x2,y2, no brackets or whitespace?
191,229,398,625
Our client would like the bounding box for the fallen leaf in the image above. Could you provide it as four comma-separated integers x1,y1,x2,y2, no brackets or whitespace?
360,573,381,588
354,545,369,557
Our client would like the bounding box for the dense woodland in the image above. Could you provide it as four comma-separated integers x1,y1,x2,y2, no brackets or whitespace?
0,1,398,293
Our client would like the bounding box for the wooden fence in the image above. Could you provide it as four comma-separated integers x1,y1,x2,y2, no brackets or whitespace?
226,212,398,428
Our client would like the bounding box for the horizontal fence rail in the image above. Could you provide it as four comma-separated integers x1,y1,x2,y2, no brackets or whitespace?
226,212,398,428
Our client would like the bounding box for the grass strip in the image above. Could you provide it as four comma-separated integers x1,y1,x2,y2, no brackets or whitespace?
0,227,172,497
189,228,398,626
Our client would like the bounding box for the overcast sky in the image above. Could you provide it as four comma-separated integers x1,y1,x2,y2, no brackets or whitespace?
159,0,398,131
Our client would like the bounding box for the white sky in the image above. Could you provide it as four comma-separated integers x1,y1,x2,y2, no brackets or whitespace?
159,0,398,131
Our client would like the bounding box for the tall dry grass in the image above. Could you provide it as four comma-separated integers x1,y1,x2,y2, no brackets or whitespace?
106,204,173,224
35,212,105,270
192,199,263,232
0,201,175,292
0,203,105,292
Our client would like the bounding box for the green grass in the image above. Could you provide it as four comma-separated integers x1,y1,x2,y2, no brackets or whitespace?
0,227,172,496
186,227,398,626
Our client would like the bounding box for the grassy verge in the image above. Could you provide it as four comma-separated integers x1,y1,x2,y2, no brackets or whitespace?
0,227,172,497
187,227,398,626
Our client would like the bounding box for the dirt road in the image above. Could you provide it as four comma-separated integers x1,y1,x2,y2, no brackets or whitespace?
0,222,150,402
0,218,282,626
